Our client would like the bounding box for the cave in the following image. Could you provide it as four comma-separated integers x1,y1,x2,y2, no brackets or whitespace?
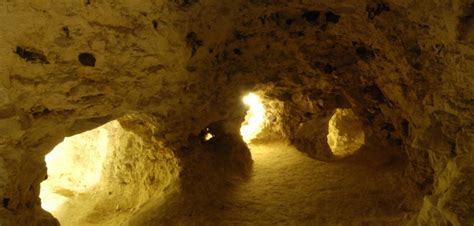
0,1,473,226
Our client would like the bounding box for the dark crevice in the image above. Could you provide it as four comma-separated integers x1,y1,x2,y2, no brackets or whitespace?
302,10,320,23
366,2,390,20
2,198,10,208
325,11,340,23
15,46,50,64
186,32,203,57
62,26,70,37
356,46,376,60
175,0,198,8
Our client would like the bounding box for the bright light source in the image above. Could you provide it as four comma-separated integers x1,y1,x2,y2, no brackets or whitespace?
204,132,214,141
240,93,265,143
40,191,69,213
40,121,118,213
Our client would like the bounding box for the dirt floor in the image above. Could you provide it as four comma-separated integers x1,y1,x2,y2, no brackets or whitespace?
215,141,414,225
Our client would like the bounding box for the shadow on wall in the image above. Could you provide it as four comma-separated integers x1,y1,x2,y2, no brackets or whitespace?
127,119,253,225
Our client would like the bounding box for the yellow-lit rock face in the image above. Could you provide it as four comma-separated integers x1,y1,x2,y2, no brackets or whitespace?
327,109,365,157
40,121,111,213
40,117,180,226
0,0,473,225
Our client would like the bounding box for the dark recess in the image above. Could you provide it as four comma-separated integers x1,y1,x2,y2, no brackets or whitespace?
233,48,242,55
234,31,251,41
302,10,320,23
363,85,385,102
15,46,49,64
62,26,70,37
356,46,376,60
457,3,473,40
366,3,390,20
78,52,96,67
382,123,395,132
323,64,334,73
186,32,203,57
2,198,9,208
175,0,198,8
325,11,340,23
401,119,410,136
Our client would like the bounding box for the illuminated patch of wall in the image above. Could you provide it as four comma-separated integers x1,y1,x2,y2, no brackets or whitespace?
327,109,365,157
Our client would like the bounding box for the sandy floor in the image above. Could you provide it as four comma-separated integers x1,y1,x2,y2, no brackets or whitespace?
215,141,413,225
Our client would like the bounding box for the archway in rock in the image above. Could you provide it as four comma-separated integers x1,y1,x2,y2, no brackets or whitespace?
327,108,365,158
39,117,180,226
40,121,112,214
240,92,266,143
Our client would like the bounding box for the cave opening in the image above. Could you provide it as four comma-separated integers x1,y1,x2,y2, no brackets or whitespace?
39,120,118,215
39,116,180,226
327,108,365,158
240,92,266,144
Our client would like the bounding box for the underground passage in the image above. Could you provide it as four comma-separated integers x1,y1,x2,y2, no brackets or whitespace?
0,1,473,226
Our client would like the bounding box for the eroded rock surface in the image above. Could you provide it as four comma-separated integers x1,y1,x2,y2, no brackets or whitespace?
0,0,472,225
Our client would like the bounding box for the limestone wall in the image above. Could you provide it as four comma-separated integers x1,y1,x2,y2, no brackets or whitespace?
0,0,472,225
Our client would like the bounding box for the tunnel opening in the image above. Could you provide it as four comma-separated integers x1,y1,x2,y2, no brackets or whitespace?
40,120,117,214
327,108,365,158
39,116,180,226
240,92,266,144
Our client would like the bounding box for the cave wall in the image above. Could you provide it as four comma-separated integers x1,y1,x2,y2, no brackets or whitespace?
0,0,472,225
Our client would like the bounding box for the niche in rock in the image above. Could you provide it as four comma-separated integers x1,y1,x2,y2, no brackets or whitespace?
327,108,365,157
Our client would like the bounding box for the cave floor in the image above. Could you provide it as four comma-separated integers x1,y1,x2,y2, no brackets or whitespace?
215,141,414,226
51,141,416,226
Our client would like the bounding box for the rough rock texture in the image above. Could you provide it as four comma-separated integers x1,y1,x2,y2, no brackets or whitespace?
0,0,472,225
327,108,365,157
47,118,180,226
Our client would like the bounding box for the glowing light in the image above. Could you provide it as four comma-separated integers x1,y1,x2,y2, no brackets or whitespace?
240,93,266,143
204,133,214,141
40,191,68,213
40,121,118,213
